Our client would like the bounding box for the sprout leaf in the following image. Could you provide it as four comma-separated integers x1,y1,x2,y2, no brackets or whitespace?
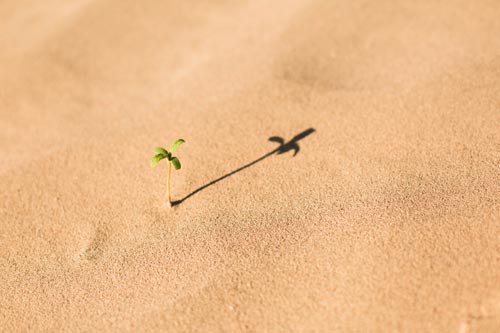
151,153,167,167
171,157,181,170
154,147,169,155
169,139,185,154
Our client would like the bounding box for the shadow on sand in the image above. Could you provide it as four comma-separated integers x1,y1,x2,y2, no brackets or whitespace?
172,128,315,206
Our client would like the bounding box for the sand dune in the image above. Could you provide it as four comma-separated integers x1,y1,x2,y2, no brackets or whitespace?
1,0,500,331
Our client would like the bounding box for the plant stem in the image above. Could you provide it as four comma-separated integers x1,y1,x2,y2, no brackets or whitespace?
167,162,172,206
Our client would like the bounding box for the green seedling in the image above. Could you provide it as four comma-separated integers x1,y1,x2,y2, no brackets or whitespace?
151,139,185,207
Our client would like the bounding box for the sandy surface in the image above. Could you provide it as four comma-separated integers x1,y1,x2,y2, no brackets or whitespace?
1,0,500,331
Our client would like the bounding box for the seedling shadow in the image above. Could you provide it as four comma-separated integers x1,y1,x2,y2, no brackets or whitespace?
171,128,315,206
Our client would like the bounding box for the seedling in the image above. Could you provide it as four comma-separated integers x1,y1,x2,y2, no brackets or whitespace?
151,139,185,207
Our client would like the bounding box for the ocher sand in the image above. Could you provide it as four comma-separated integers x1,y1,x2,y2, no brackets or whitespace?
1,0,499,331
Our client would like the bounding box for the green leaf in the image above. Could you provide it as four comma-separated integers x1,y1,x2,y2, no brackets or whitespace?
169,139,185,154
151,153,167,167
170,157,181,170
154,147,169,155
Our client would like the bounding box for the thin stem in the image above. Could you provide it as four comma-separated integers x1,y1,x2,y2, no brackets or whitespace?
167,162,172,205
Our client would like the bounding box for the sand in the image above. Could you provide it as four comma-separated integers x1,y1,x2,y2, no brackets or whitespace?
1,0,499,331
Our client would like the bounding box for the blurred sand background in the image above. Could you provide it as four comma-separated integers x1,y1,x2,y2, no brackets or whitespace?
1,0,499,331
